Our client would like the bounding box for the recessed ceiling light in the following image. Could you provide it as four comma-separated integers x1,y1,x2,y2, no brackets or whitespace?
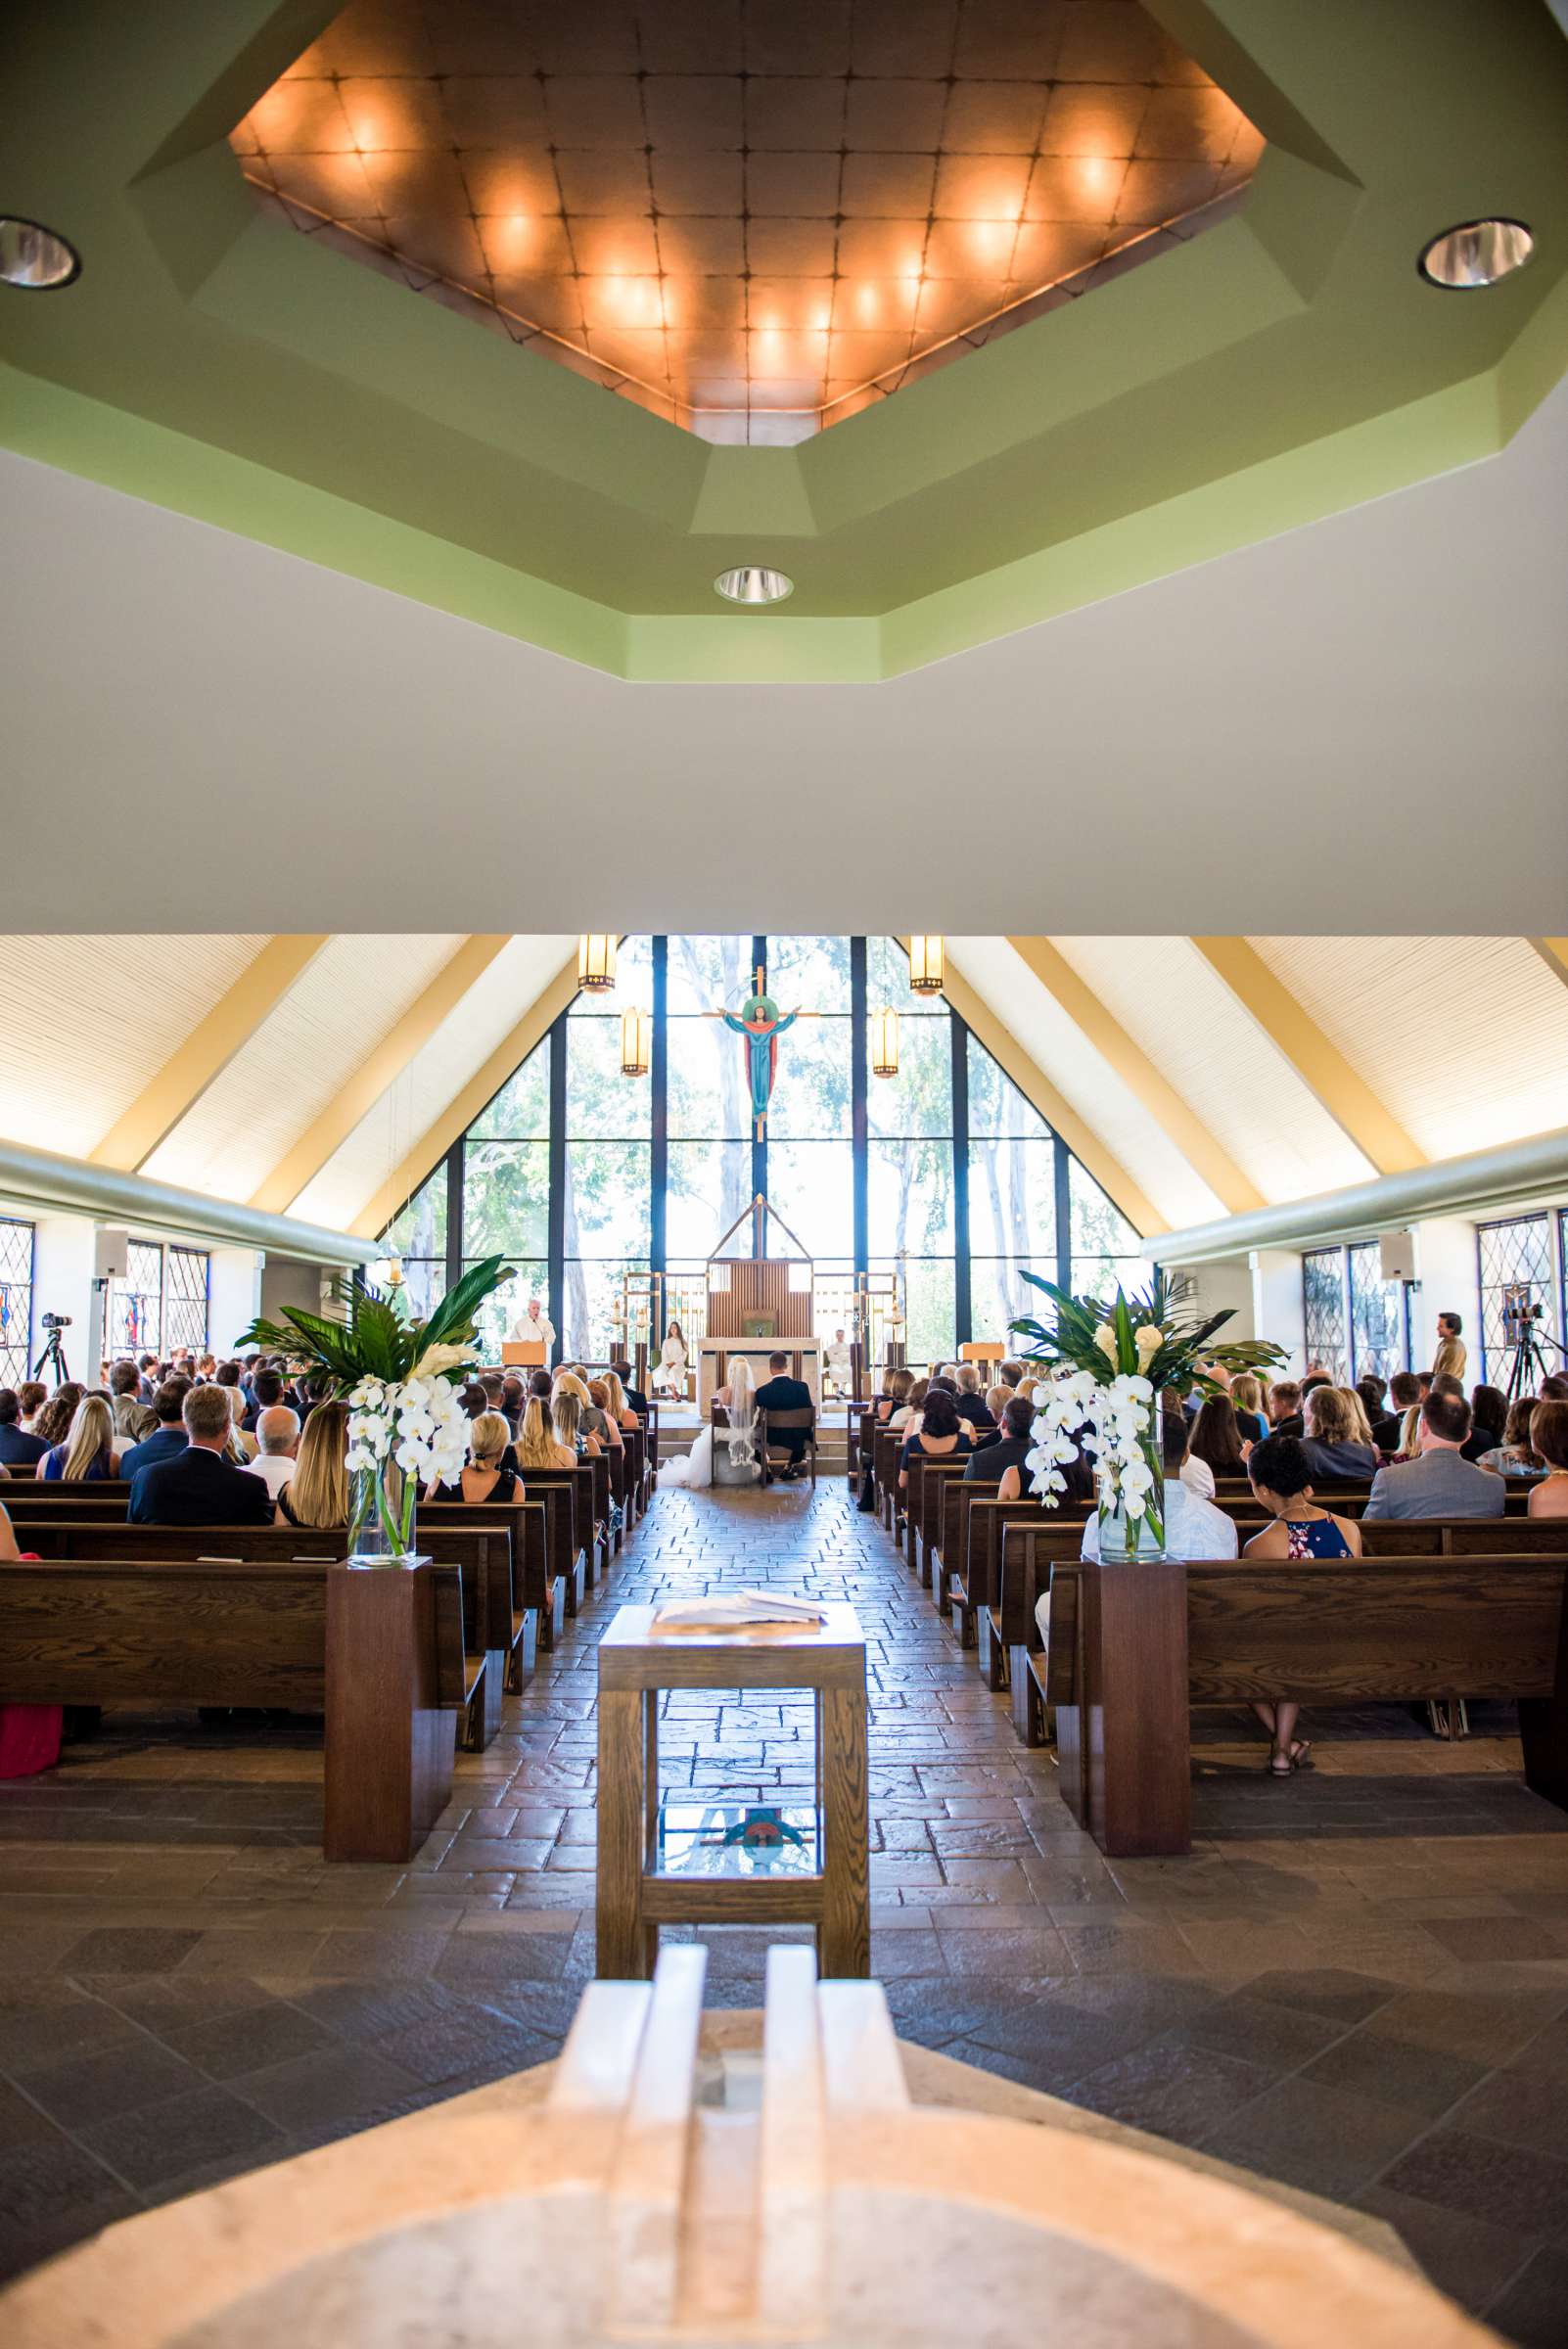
715,566,795,606
0,217,81,291
1417,217,1534,290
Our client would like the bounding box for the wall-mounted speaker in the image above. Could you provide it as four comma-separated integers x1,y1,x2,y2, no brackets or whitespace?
1378,1230,1415,1282
95,1226,130,1280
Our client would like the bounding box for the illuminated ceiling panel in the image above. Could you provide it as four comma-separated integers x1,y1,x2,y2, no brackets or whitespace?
234,0,1262,443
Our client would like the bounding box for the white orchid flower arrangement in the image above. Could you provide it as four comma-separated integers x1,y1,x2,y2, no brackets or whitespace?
237,1255,516,1559
1011,1269,1284,1554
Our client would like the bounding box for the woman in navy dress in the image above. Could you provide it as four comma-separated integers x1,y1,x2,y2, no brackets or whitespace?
1243,1433,1362,1775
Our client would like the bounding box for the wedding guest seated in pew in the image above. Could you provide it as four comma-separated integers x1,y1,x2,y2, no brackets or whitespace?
0,1389,48,1468
130,1382,274,1526
951,1363,995,1436
246,1405,300,1502
31,1383,84,1452
427,1409,526,1509
518,1397,575,1471
1265,1379,1304,1440
876,1367,913,1425
1242,1434,1362,1776
610,1359,647,1415
1228,1373,1268,1445
551,1388,600,1462
1462,1384,1508,1463
1298,1385,1380,1483
891,1376,928,1435
1528,1402,1568,1519
1363,1391,1506,1519
1182,1395,1251,1497
1479,1396,1547,1481
120,1377,191,1480
603,1369,638,1435
1371,1370,1421,1452
898,1388,971,1492
41,1396,120,1484
1080,1404,1236,1561
274,1401,349,1530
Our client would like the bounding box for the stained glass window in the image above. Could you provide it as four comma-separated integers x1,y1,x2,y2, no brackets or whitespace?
0,1217,34,1387
111,1239,165,1357
164,1247,210,1355
1348,1242,1408,1383
1302,1248,1348,1381
1478,1213,1554,1380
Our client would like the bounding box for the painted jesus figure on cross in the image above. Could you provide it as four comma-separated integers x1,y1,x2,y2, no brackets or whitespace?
705,962,818,1138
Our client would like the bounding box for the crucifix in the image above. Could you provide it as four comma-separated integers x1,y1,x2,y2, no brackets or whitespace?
704,961,819,1140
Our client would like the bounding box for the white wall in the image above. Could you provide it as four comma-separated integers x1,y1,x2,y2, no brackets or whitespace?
1169,1257,1255,1344
208,1248,264,1357
1249,1249,1307,1376
1411,1216,1483,1373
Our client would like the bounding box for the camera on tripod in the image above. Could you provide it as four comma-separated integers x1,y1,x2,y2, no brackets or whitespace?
40,1312,72,1331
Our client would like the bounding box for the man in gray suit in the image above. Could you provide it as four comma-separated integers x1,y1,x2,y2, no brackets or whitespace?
1362,1391,1505,1519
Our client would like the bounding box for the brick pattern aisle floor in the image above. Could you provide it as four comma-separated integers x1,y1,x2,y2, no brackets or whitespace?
3,1482,1568,2341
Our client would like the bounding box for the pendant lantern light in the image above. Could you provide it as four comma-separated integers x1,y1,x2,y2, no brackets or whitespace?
870,1006,900,1079
620,1003,652,1078
577,934,617,991
907,936,945,993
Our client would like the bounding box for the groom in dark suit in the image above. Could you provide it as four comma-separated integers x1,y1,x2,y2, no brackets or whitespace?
754,1352,813,1478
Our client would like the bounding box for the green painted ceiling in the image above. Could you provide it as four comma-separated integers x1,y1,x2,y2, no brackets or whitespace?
5,0,1568,680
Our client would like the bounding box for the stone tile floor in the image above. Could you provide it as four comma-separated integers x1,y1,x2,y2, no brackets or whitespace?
3,1482,1568,2340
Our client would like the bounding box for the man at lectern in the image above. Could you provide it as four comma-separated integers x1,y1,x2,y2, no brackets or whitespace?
507,1295,556,1352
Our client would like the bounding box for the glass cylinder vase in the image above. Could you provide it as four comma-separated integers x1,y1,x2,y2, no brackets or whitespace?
1095,1413,1168,1562
346,1449,419,1569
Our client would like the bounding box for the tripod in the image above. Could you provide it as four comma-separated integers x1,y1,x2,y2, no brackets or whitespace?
31,1326,71,1388
1503,1318,1564,1403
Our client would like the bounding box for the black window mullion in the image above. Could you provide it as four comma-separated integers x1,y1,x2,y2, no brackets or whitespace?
951,1006,971,1350
445,1138,464,1295
752,934,767,1245
546,1008,569,1366
851,935,868,1281
650,935,669,1293
1053,1134,1073,1295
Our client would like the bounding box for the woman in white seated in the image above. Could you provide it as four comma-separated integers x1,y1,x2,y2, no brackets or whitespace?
652,1319,689,1400
662,1357,760,1490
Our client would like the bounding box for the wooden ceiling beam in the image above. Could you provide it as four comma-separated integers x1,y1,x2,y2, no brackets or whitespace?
1190,937,1425,1175
250,935,512,1217
348,947,581,1241
89,934,329,1174
1006,938,1265,1217
920,946,1167,1237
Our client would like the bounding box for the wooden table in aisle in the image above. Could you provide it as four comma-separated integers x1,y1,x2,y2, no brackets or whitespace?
595,1599,870,1979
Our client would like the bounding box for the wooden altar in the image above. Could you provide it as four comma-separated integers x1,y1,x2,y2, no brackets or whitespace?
697,1195,820,1408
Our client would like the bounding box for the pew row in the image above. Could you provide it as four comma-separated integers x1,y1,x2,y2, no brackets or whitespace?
0,1558,471,1861
1013,1541,1568,1856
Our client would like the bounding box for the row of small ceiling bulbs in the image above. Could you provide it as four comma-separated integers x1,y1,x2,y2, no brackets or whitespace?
575,934,945,1079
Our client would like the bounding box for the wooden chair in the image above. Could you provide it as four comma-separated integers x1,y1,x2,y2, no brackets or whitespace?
759,1407,816,1488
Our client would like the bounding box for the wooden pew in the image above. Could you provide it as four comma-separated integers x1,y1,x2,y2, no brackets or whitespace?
872,1428,902,1535
1017,1540,1568,1857
0,1557,471,1861
12,1519,502,1748
421,1498,554,1678
905,1458,971,1591
1000,1512,1568,1752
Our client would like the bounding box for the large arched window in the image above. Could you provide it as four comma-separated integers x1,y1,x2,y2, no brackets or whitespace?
382,938,1141,1364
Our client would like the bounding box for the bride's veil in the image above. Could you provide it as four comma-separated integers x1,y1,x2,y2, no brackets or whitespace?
725,1357,758,1459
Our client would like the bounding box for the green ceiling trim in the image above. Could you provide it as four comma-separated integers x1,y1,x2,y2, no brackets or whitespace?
0,363,630,674
4,0,1568,682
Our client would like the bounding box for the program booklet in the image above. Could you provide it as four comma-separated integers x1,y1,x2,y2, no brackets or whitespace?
652,1589,828,1632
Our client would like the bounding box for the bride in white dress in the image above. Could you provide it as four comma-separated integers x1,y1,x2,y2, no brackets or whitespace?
661,1357,760,1490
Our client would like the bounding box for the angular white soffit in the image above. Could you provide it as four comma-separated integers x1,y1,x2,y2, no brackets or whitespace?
1248,937,1568,1164
143,935,464,1201
0,935,268,1160
1050,938,1374,1202
946,938,1224,1230
291,934,577,1232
